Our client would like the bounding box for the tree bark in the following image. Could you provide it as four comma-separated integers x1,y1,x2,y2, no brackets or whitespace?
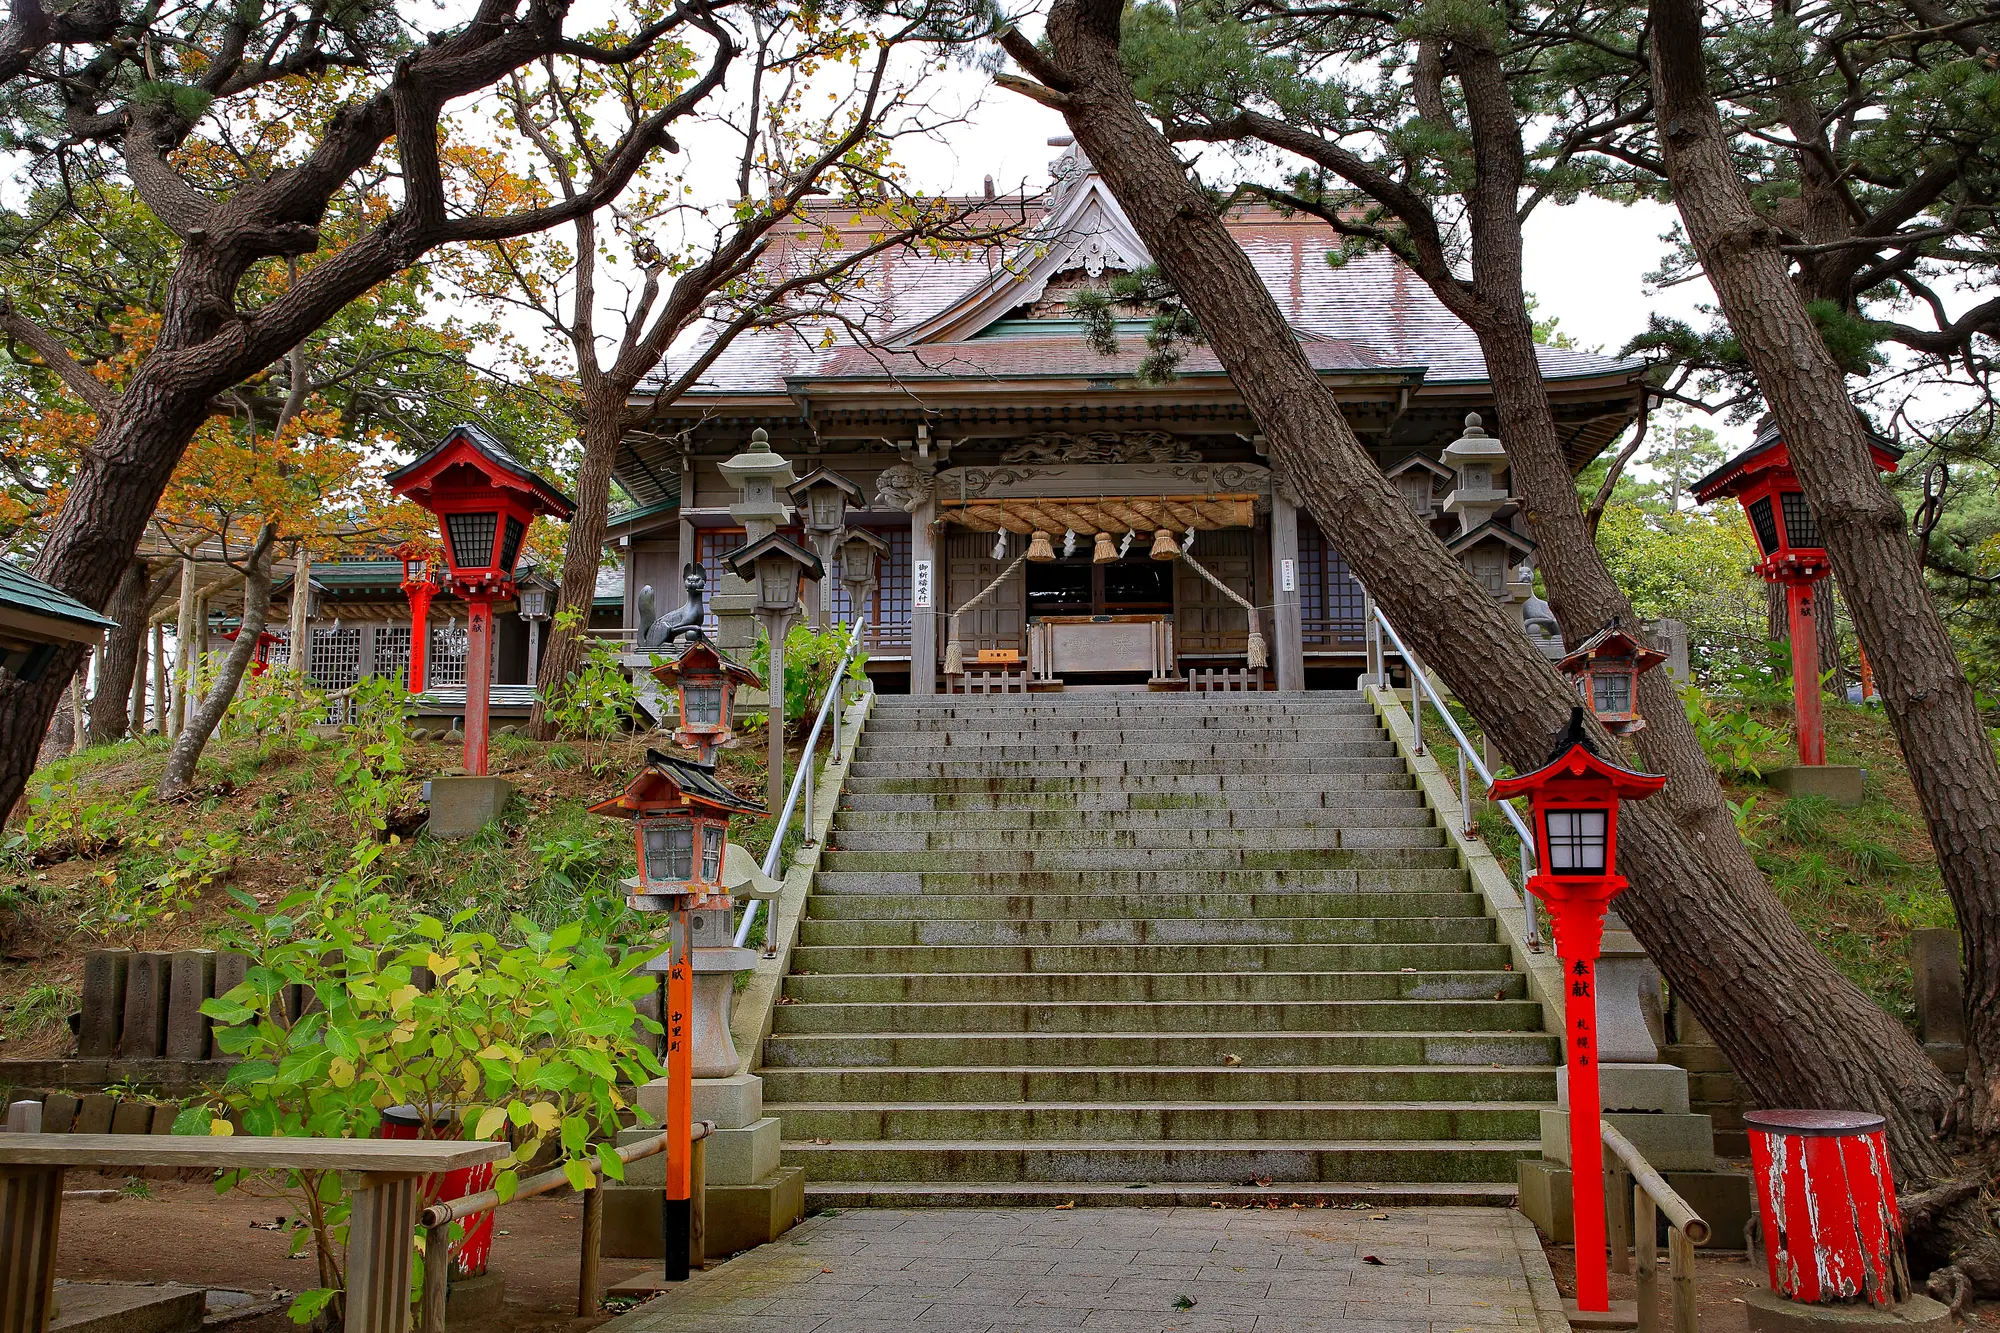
529,401,618,737
160,530,277,793
1651,0,2000,1175
1007,0,1963,1214
89,558,154,743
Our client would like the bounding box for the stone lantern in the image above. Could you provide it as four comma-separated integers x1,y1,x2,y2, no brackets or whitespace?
589,748,766,1281
387,424,573,834
1489,710,1666,1318
514,569,557,690
1558,622,1667,735
788,467,865,627
649,633,762,762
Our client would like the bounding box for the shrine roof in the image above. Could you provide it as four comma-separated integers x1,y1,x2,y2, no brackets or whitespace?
637,196,1642,408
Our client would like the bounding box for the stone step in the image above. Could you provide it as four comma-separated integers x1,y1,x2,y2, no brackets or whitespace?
785,942,1512,975
796,917,1498,948
839,789,1430,812
832,800,1440,820
871,695,1376,713
782,969,1526,1004
760,1030,1558,1069
856,741,1401,762
845,773,1418,796
758,1064,1558,1104
769,998,1547,1035
801,1180,1520,1209
849,758,1413,778
860,726,1387,745
767,1100,1546,1142
828,826,1447,852
819,847,1462,872
806,887,1480,918
780,1137,1540,1184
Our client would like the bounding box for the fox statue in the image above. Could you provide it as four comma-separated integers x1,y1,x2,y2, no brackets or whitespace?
636,563,708,648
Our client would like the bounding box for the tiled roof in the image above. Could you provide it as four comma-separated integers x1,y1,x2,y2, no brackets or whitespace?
0,560,117,629
640,199,1640,403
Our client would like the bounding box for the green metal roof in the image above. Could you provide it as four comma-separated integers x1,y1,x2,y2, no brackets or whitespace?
0,561,116,630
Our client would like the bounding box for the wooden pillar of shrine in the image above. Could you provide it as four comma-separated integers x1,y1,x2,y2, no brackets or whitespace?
910,496,938,696
1269,486,1305,692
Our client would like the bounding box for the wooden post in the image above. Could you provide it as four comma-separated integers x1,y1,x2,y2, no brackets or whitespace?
418,1221,450,1333
662,909,693,1282
150,622,166,734
462,598,494,776
1269,487,1304,692
689,1134,707,1271
1787,579,1826,765
129,619,149,736
341,1172,422,1333
0,1163,64,1333
68,658,86,755
910,500,937,696
171,558,196,737
1636,1188,1660,1333
290,546,311,666
576,1185,603,1316
1608,1164,1632,1275
765,612,788,812
1668,1227,1697,1333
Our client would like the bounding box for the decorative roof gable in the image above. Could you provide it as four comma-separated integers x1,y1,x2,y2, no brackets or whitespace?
890,145,1152,346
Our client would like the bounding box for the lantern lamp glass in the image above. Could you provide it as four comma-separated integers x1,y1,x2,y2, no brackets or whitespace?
1747,497,1781,556
499,516,526,575
701,826,723,883
759,562,798,605
446,511,499,572
810,489,844,529
841,544,875,582
518,584,551,618
404,558,429,584
1545,808,1609,876
1780,491,1819,549
1591,672,1632,715
683,683,724,727
641,820,694,883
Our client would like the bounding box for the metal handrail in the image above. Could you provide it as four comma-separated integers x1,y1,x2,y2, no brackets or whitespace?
1370,606,1544,950
734,615,868,949
1603,1122,1708,1333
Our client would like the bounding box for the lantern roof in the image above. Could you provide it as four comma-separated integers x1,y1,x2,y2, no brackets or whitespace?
1443,518,1536,561
722,531,826,581
1384,453,1456,484
587,748,767,820
1440,413,1508,468
1488,709,1667,802
787,467,866,507
1691,420,1901,506
1557,623,1667,677
385,424,577,521
716,427,798,491
648,633,762,689
838,527,893,555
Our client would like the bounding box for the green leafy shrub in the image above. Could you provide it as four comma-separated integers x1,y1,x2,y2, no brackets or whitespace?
332,675,414,839
1681,683,1787,780
223,667,330,759
181,847,661,1325
541,608,638,772
83,827,242,934
744,622,867,738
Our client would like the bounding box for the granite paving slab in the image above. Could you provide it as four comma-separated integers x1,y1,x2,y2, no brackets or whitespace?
599,1206,1568,1333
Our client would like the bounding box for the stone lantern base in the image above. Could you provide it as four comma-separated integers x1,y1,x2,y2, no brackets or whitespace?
424,776,513,838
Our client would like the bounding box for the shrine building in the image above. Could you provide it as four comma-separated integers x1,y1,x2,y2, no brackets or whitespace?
609,143,1645,692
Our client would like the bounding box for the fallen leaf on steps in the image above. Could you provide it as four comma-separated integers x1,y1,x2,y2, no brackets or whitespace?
1363,1255,1385,1266
1055,1201,1075,1210
1221,1053,1242,1066
812,1137,831,1145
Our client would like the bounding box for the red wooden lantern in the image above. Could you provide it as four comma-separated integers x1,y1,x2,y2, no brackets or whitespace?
648,634,762,760
590,749,765,1281
1558,623,1666,735
386,426,574,775
221,627,281,676
1693,425,1898,766
1489,710,1666,1316
393,540,442,693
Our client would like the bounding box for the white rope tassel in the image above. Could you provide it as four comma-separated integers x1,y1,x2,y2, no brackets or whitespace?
1178,546,1268,670
943,552,1031,675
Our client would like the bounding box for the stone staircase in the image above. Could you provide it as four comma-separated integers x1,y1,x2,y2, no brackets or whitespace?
762,692,1555,1207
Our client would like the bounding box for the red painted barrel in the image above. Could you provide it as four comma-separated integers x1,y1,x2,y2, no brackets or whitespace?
380,1105,497,1279
1744,1109,1908,1306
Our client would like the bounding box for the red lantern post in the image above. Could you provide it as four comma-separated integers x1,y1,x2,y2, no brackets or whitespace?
395,542,440,693
591,750,766,1280
387,426,573,775
1488,710,1666,1314
1693,425,1898,767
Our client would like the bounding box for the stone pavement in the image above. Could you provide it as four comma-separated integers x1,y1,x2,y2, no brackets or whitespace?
601,1205,1572,1333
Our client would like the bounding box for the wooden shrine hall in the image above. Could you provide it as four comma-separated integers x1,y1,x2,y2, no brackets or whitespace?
610,142,1646,693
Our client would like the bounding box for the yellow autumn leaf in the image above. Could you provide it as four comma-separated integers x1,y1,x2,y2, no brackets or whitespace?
427,952,459,979
529,1102,560,1133
474,1106,508,1140
209,1119,236,1137
329,1057,356,1088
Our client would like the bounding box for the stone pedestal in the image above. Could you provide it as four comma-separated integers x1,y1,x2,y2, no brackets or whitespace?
425,776,513,838
1767,765,1864,807
604,1073,806,1260
689,910,755,1079
1745,1290,1951,1333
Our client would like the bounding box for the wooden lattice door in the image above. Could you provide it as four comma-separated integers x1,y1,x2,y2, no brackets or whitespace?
945,531,1025,658
1173,528,1258,658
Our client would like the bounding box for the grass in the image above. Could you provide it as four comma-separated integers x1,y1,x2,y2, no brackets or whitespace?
0,715,801,1056
1404,690,1955,1030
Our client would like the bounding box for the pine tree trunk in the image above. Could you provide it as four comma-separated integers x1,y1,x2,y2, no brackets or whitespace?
528,403,618,739
89,559,154,743
161,534,277,793
1022,0,1965,1215
1650,0,2000,1174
